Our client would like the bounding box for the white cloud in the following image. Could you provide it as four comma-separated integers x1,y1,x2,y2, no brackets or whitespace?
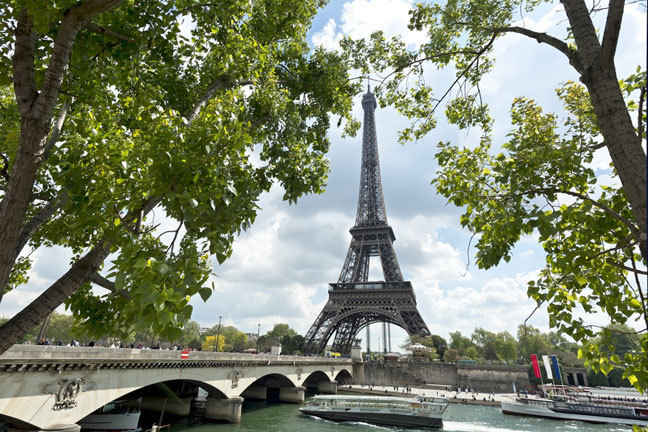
312,18,342,50
311,0,426,49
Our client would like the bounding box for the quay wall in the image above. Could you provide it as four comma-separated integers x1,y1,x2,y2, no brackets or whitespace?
363,362,530,393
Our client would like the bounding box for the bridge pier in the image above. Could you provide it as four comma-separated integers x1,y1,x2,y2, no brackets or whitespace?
317,380,338,394
7,424,81,432
240,385,267,400
278,386,305,403
204,397,243,423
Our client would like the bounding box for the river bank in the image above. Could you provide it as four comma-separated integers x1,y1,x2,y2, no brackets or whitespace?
340,384,503,406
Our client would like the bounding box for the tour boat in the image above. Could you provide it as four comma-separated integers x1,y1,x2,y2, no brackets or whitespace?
501,390,648,427
300,394,448,428
78,400,141,432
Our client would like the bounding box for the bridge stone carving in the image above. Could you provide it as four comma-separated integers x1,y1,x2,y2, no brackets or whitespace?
0,345,354,431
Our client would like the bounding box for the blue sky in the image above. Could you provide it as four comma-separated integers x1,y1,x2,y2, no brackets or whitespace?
2,0,646,353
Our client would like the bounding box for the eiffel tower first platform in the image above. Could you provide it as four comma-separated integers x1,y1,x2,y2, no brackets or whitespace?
303,88,430,355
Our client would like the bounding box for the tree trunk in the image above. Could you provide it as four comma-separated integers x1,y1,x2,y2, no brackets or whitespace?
0,117,50,291
561,0,647,260
0,241,112,353
583,66,647,260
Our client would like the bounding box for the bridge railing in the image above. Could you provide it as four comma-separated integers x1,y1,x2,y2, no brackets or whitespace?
0,345,353,366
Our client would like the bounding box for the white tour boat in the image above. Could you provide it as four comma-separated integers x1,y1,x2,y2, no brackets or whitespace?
78,400,141,432
501,389,648,427
300,394,448,428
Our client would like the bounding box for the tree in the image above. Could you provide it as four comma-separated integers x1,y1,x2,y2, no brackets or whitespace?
266,324,298,343
342,0,646,390
449,331,476,357
219,326,247,352
493,331,518,364
177,320,201,348
202,334,225,352
279,334,306,354
463,346,479,361
443,348,459,363
429,334,448,358
44,313,76,343
0,1,358,353
402,334,445,360
594,323,641,359
517,325,550,360
471,328,499,361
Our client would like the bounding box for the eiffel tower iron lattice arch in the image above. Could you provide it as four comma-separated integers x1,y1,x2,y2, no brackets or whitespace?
303,88,430,355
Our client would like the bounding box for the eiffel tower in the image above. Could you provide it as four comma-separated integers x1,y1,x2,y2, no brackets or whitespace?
303,87,430,355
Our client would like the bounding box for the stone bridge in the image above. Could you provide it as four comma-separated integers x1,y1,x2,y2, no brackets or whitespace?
0,345,358,431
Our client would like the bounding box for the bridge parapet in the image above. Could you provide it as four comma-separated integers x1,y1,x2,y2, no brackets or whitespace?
0,345,352,372
0,345,353,430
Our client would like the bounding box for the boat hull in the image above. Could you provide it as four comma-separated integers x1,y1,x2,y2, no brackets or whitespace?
501,400,648,427
300,408,443,428
78,412,140,431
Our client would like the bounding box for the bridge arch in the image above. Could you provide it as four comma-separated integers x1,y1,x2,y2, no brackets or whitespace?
0,346,353,430
335,369,353,384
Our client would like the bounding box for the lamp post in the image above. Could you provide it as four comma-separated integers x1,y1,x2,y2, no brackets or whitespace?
214,315,222,352
256,323,260,352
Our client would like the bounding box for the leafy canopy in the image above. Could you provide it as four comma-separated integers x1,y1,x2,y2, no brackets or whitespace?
337,0,647,391
0,0,359,345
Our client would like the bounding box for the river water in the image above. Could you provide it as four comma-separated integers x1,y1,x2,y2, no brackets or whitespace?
168,400,631,432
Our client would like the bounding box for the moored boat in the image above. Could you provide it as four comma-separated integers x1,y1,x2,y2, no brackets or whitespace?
78,400,141,432
501,391,648,427
299,394,448,428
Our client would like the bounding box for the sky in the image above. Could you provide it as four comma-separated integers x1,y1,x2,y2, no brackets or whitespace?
1,0,646,353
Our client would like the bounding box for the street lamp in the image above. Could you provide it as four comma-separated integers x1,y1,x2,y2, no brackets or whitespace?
256,323,260,352
214,315,222,352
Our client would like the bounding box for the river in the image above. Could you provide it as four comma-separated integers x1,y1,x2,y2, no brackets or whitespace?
166,399,631,432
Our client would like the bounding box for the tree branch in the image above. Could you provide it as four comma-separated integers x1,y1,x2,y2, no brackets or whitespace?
630,253,648,330
491,26,583,72
639,85,646,142
582,236,636,261
561,0,602,72
166,219,184,255
43,99,72,160
34,0,123,120
185,78,254,126
486,187,640,241
84,22,134,42
599,0,624,65
607,261,648,275
89,272,132,300
428,34,497,116
15,191,69,259
0,240,112,354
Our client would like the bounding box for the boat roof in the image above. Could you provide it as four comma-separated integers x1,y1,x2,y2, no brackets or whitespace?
310,395,436,404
